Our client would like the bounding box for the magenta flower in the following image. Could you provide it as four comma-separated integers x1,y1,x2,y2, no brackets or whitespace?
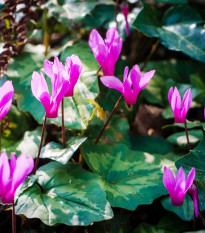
0,80,14,121
121,2,130,36
168,87,192,123
163,166,195,206
100,65,155,105
0,152,34,204
188,181,199,218
31,67,69,118
89,27,123,76
43,55,82,97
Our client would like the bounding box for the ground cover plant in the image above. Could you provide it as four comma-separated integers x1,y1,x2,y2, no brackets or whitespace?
0,0,205,232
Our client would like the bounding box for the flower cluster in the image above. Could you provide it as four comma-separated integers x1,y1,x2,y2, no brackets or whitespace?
163,166,199,218
31,56,82,118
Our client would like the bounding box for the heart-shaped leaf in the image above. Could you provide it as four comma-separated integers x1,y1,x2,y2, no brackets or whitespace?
82,142,176,210
15,162,113,226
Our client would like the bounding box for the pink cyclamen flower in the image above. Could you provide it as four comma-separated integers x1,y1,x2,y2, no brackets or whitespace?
100,65,155,105
0,152,34,204
168,87,192,123
89,27,123,76
31,57,74,118
163,166,195,206
0,80,14,121
188,181,199,218
43,55,82,97
121,2,130,36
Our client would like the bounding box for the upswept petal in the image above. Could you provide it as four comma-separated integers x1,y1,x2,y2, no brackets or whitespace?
173,167,186,205
171,87,181,121
89,29,106,67
128,65,141,90
106,28,123,65
43,59,54,78
168,87,173,106
12,154,34,193
181,88,192,122
100,76,123,93
9,153,16,178
105,28,120,48
0,81,14,106
0,152,10,197
31,71,51,116
64,55,83,97
0,99,12,121
139,70,155,89
123,66,129,83
185,167,195,191
193,193,199,218
31,71,49,100
123,78,135,104
163,166,175,194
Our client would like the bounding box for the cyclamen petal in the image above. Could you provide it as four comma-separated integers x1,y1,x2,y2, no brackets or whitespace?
163,166,195,206
100,76,123,93
188,181,199,218
0,153,34,204
89,27,122,76
0,81,14,121
100,65,155,105
168,87,192,123
64,55,83,97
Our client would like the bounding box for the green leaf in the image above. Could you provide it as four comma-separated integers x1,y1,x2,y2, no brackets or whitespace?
167,129,203,147
157,212,190,232
82,142,176,210
2,105,33,142
163,5,203,25
159,24,205,63
154,0,188,4
142,59,205,107
39,136,87,163
45,0,99,27
16,162,113,226
129,136,173,154
3,127,43,157
6,42,99,130
133,4,205,63
133,223,172,233
132,3,162,37
161,195,194,221
175,137,205,180
83,3,115,29
87,115,130,146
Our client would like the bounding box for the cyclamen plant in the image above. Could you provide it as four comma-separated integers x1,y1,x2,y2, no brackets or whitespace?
31,55,82,173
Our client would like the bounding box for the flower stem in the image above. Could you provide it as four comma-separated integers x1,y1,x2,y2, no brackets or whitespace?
12,203,16,233
61,98,65,148
33,115,47,175
141,39,160,71
95,94,123,144
184,121,191,151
